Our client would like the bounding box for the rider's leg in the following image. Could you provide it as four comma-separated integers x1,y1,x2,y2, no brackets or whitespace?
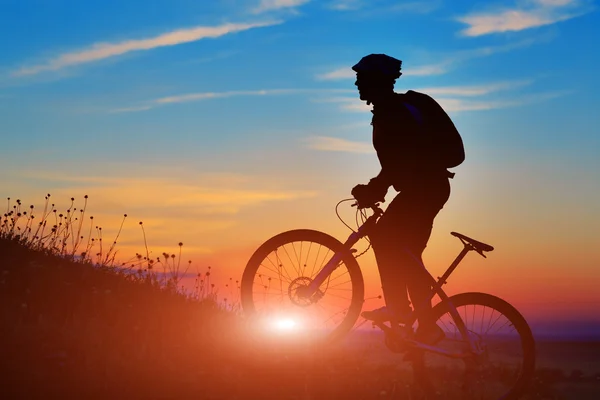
367,176,450,324
370,239,412,320
367,194,427,322
371,229,435,322
405,250,437,328
403,178,450,333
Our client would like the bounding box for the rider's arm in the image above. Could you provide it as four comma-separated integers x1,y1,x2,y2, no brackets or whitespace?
368,169,392,192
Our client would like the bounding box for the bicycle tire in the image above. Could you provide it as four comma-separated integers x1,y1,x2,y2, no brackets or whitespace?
413,292,536,400
241,229,365,344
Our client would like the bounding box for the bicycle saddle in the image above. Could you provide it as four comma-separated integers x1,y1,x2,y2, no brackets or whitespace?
451,232,494,253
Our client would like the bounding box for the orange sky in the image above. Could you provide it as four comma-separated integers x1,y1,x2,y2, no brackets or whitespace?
5,150,599,330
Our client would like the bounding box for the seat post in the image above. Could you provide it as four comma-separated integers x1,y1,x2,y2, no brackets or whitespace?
436,245,471,286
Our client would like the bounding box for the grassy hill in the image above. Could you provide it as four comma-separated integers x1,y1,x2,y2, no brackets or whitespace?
2,196,600,399
0,235,245,399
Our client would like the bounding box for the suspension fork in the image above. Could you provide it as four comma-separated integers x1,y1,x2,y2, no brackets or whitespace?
303,231,361,296
302,211,379,297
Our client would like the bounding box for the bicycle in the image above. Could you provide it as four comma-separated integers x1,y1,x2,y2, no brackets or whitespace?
241,199,536,399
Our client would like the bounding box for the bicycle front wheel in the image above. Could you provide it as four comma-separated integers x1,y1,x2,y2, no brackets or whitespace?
413,292,536,400
240,229,364,345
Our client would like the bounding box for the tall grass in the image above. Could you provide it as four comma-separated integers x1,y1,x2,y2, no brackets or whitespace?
0,194,234,298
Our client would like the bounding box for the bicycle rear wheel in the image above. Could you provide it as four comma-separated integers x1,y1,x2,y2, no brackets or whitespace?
412,292,535,400
241,229,364,345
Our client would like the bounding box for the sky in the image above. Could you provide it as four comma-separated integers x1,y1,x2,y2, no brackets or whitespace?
1,0,599,336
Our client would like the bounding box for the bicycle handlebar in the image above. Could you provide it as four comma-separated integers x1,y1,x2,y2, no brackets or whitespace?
351,201,384,216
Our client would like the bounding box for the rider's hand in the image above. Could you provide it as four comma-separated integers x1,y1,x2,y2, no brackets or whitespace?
351,183,386,209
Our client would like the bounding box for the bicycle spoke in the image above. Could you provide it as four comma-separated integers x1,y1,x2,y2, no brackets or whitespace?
324,287,352,292
316,248,332,277
438,313,454,337
264,253,294,283
290,241,304,278
316,302,348,326
485,308,496,334
480,305,486,335
281,245,303,277
255,269,292,285
326,279,352,290
483,310,505,336
309,244,323,279
320,291,352,302
316,266,347,284
302,241,313,277
489,318,515,336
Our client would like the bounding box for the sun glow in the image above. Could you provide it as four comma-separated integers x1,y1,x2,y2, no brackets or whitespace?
271,318,298,332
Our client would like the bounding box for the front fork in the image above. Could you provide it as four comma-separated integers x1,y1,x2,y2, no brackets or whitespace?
302,215,377,299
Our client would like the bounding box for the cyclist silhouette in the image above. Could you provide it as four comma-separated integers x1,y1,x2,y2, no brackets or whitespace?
350,54,457,341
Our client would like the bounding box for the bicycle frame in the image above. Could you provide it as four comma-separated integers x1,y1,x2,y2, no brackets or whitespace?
303,202,481,357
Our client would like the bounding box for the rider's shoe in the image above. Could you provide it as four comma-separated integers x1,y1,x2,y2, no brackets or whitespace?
362,307,445,344
415,323,445,345
361,306,411,323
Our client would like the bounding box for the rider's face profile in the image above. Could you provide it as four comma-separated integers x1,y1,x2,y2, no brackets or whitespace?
355,73,393,102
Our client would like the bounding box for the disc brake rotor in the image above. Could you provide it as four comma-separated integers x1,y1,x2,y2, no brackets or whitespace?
289,277,325,307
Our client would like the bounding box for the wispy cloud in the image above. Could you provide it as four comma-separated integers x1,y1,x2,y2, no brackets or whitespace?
9,170,318,257
327,0,363,10
451,36,545,59
315,67,354,80
414,80,533,97
315,37,544,81
319,81,569,113
457,0,594,36
327,0,440,14
535,0,576,5
315,62,448,80
156,89,292,104
310,96,371,112
436,90,571,112
303,136,374,153
16,171,318,216
402,63,448,76
13,20,282,76
339,100,372,112
386,1,442,14
109,105,154,113
252,0,311,14
110,88,353,113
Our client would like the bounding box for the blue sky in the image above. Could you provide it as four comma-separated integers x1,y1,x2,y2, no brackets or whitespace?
1,0,599,327
1,0,598,160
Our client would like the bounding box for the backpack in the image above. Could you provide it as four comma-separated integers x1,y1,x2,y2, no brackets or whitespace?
402,90,465,169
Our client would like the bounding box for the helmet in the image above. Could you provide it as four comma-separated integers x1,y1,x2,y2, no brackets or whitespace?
352,54,402,79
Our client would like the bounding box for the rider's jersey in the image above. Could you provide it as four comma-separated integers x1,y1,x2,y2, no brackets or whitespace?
370,92,448,192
